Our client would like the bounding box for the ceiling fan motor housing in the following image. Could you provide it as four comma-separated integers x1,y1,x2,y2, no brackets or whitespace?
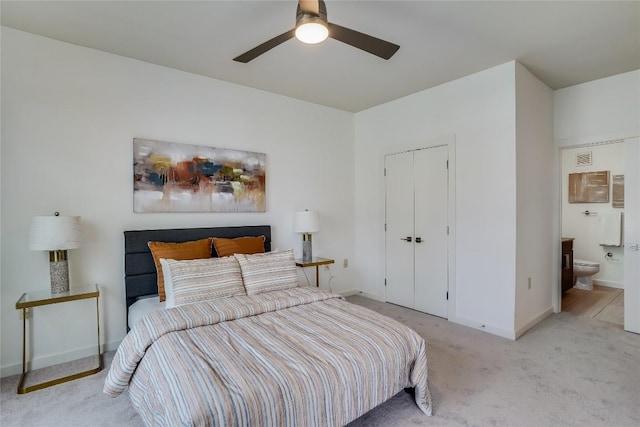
296,0,328,27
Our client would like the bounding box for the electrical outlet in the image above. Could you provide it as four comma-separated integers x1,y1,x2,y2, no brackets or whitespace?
527,277,532,290
343,258,349,268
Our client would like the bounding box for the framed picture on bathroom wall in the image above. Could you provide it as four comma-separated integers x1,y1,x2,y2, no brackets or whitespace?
612,174,624,208
568,170,610,203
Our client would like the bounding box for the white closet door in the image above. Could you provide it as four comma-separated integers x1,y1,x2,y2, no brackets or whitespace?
414,146,449,318
385,151,415,308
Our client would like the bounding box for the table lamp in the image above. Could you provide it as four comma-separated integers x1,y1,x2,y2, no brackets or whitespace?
29,212,81,294
293,209,319,263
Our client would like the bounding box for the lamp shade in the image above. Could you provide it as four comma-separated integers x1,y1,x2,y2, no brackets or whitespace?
29,215,82,250
293,210,319,233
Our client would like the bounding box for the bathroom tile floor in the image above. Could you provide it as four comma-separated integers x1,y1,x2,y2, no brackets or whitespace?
562,284,624,326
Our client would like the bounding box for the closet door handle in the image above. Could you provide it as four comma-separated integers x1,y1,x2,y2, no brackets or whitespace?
415,237,422,243
400,236,412,242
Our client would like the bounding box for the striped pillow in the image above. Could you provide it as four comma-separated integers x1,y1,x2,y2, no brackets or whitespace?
234,249,299,295
160,256,245,308
147,238,213,302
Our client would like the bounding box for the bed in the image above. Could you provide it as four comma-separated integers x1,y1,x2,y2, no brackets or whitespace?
104,225,432,426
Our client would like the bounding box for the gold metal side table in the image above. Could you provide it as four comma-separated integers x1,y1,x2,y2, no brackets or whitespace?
295,257,335,287
15,284,102,394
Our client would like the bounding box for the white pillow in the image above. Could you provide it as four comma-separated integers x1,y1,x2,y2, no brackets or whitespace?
234,249,299,295
160,256,246,308
160,258,177,308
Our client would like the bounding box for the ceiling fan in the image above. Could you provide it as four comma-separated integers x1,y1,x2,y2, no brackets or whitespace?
233,0,400,63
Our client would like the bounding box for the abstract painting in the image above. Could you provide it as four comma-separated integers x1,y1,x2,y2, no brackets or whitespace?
568,171,609,203
133,138,266,212
612,174,624,208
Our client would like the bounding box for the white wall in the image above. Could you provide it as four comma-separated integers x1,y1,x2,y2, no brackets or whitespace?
354,62,518,338
0,28,356,376
561,143,625,287
514,63,555,334
554,70,640,146
4,28,634,377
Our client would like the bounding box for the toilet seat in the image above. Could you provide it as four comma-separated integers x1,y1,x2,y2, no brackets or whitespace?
574,259,599,267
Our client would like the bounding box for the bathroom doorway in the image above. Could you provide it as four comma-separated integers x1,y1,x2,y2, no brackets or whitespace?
559,140,626,327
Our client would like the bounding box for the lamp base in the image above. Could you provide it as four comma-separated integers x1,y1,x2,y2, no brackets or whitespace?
302,234,313,263
49,250,70,294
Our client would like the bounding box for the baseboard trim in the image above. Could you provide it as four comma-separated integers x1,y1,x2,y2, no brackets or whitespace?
593,279,623,289
0,340,121,378
338,290,385,301
332,290,548,341
515,307,554,339
357,291,385,302
338,289,361,297
448,315,517,340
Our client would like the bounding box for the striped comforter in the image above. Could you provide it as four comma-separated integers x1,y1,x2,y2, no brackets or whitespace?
104,287,432,426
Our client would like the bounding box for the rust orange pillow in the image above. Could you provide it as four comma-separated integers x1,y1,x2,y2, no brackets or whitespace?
148,238,212,302
212,236,266,258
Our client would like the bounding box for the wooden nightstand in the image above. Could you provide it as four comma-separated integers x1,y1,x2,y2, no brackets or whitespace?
295,257,335,287
15,284,102,394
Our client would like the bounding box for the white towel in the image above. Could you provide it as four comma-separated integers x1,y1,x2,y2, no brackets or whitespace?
598,212,622,246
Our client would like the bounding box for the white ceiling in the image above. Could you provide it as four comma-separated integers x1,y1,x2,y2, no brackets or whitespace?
2,1,639,112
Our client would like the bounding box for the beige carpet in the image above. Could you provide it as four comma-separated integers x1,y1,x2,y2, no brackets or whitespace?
1,295,639,426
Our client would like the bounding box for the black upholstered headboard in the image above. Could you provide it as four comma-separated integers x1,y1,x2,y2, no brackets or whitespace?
124,225,271,321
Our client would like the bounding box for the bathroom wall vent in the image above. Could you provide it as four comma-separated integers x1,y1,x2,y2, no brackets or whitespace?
576,151,592,166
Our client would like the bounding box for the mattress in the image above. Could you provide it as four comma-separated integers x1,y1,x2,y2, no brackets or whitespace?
127,295,165,330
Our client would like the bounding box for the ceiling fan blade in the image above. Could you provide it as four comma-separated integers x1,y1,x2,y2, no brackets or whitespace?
328,23,399,60
298,0,320,15
233,29,296,63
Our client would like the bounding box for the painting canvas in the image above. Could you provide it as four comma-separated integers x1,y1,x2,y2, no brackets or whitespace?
133,138,266,212
612,174,624,208
568,171,609,203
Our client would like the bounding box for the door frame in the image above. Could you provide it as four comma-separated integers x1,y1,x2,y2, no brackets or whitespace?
623,137,639,333
554,134,640,334
382,134,456,320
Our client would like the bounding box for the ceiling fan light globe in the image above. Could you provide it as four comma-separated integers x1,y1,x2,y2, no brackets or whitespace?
295,21,328,44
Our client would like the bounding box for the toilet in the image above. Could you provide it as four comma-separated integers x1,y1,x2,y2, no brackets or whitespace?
573,259,600,291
